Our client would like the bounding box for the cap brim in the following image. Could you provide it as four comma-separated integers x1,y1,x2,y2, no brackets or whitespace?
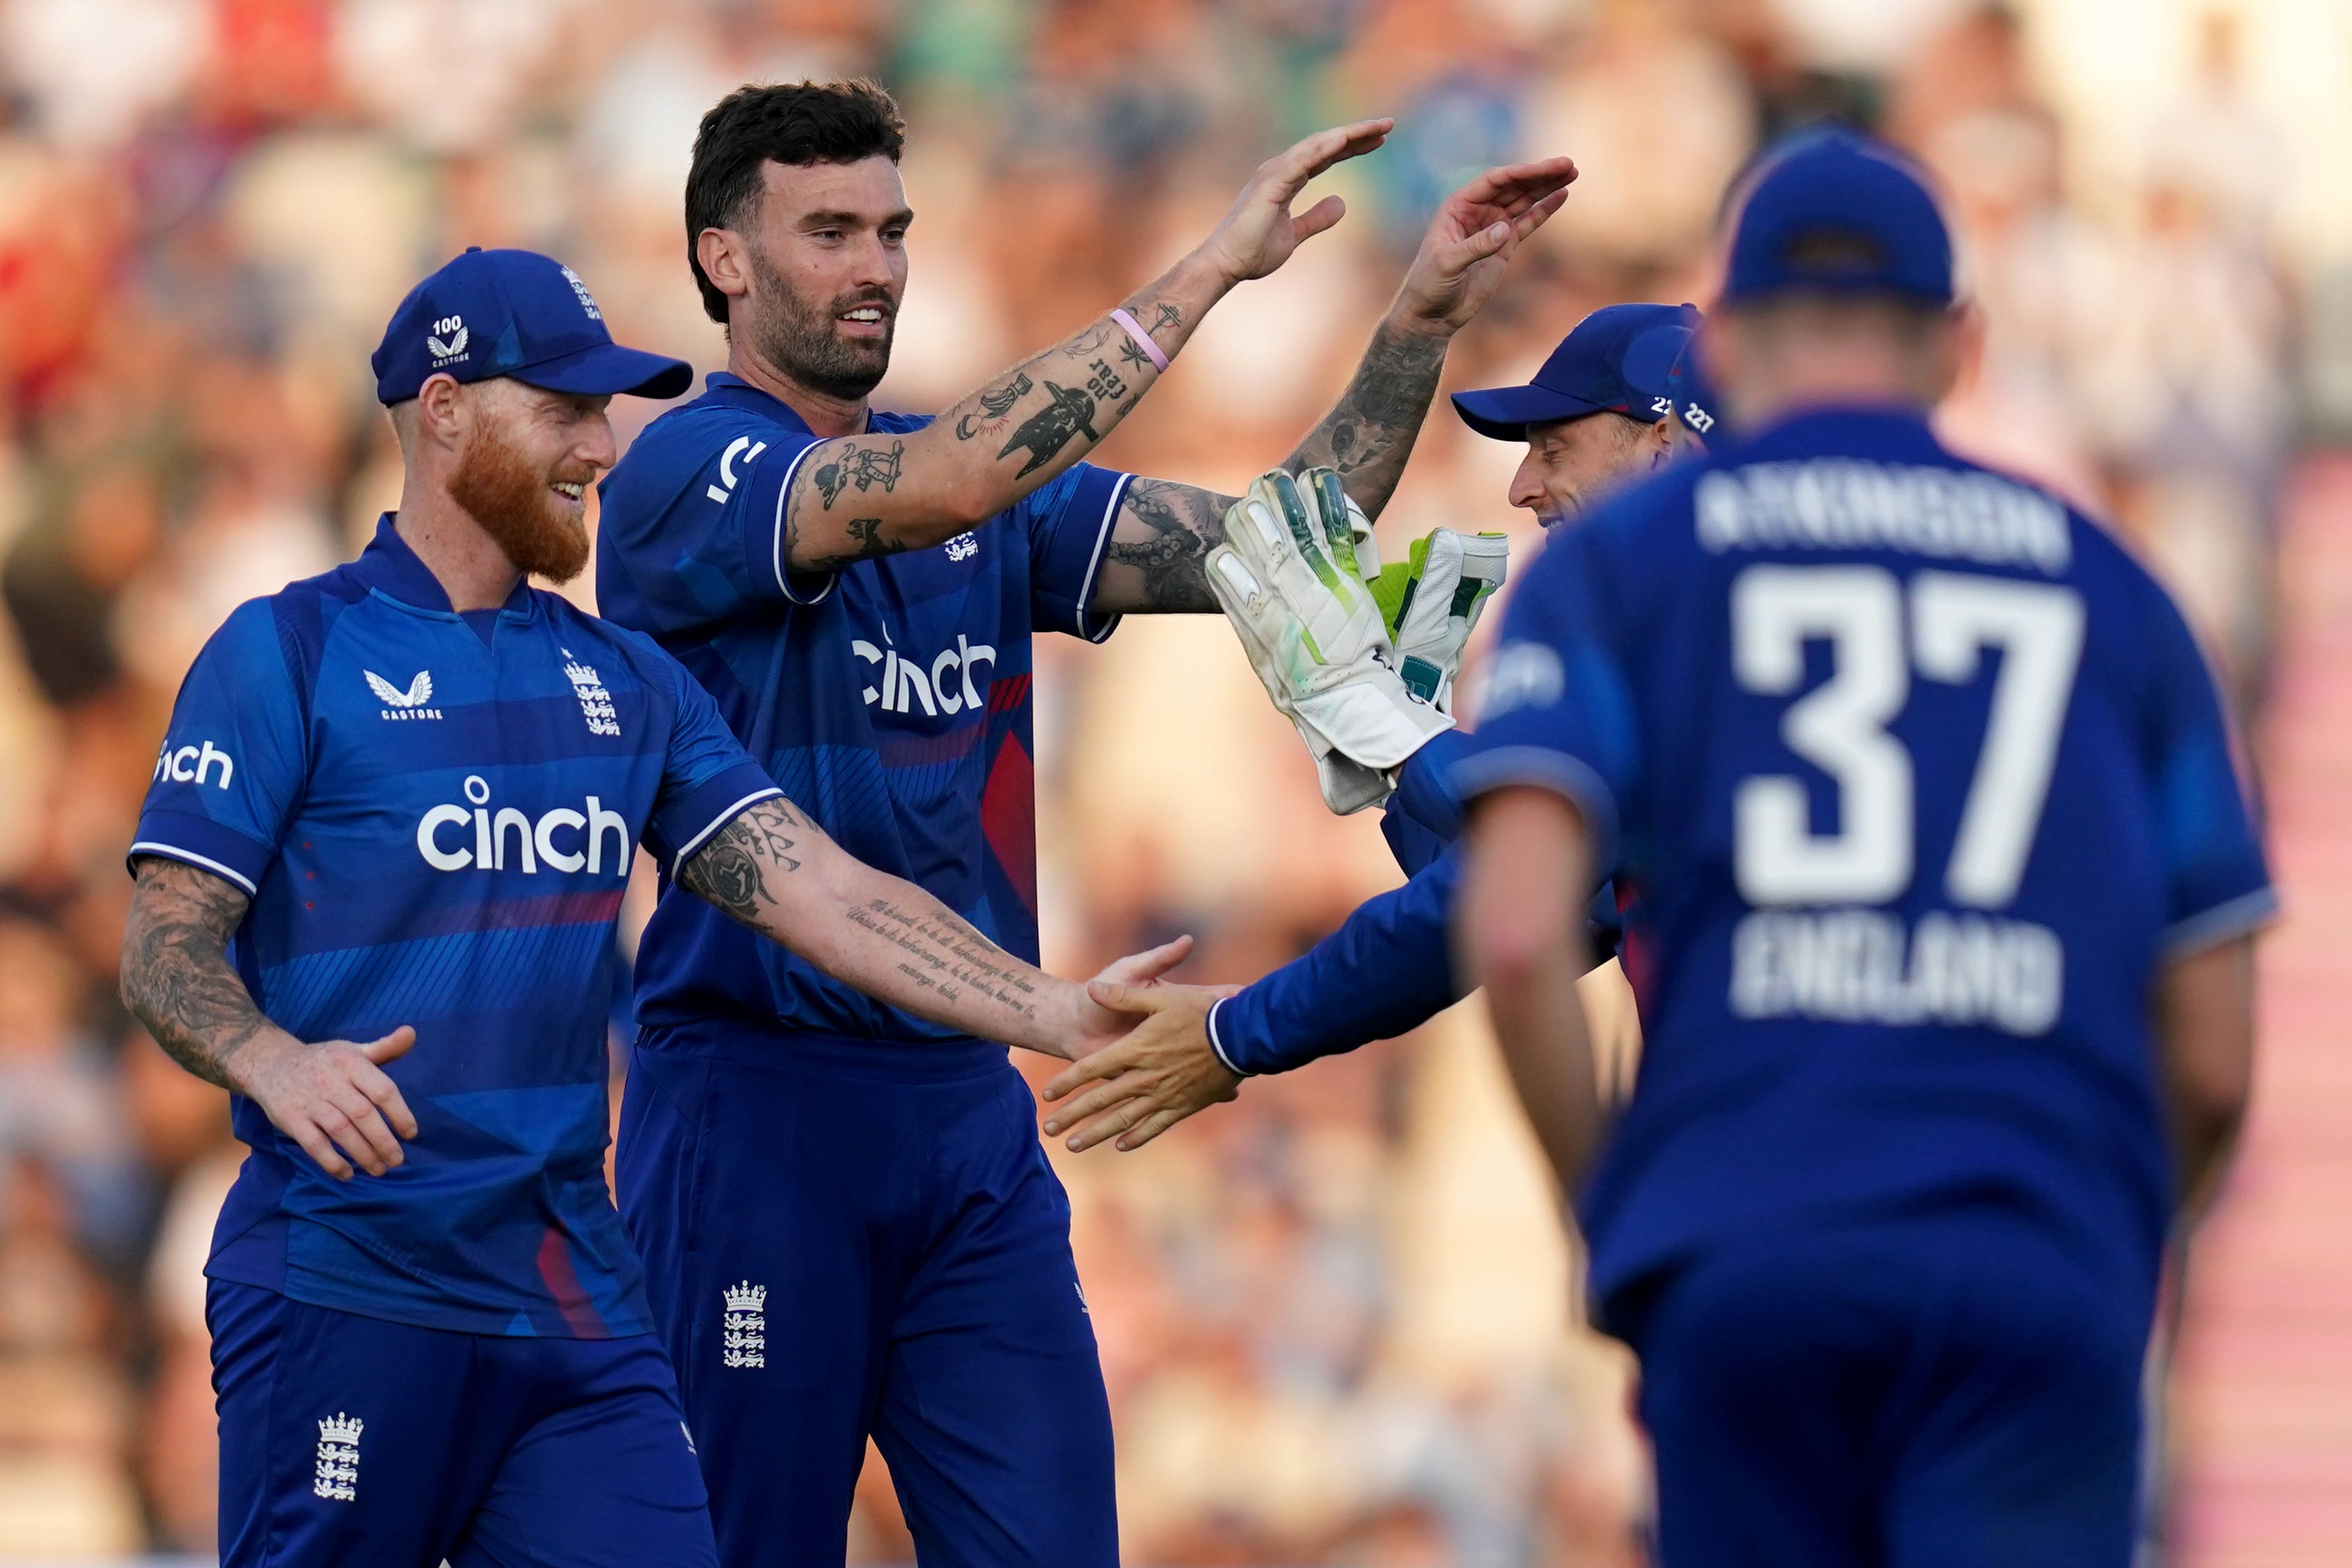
1450,383,1615,442
513,341,695,400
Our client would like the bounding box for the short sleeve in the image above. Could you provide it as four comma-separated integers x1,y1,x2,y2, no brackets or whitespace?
1017,461,1132,642
1445,526,1640,869
594,412,831,636
2139,583,2275,955
640,643,785,873
129,599,309,896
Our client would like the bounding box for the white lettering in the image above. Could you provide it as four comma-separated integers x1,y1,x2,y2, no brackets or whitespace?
1694,460,2072,574
932,649,964,714
417,806,472,870
413,781,630,877
535,808,585,873
491,807,537,873
586,797,629,875
171,745,199,782
1728,908,2064,1036
896,658,936,716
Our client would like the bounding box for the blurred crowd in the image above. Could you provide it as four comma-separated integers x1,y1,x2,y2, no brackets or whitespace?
0,0,2324,1562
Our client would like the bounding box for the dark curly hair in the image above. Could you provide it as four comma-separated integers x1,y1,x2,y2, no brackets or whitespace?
684,79,907,324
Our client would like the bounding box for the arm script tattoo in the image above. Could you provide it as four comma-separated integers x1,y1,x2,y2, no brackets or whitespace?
121,857,268,1091
1284,317,1450,516
677,798,1041,1031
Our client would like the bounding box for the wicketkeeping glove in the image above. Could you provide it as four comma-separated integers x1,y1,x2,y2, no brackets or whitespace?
1207,468,1452,813
1365,528,1509,715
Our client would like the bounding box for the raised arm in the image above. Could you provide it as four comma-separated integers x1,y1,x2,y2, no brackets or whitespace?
675,797,1178,1060
1091,157,1575,614
121,857,419,1181
778,120,1392,574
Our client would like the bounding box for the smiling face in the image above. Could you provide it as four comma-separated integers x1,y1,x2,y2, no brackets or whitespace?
1507,411,1682,528
444,378,615,583
722,155,912,401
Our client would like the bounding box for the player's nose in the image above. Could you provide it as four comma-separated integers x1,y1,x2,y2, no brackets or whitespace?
576,409,617,470
1508,449,1546,512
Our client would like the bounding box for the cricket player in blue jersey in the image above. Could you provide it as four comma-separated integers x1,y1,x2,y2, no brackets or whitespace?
1454,130,2270,1568
118,247,1183,1568
1041,303,1716,1147
593,79,1575,1567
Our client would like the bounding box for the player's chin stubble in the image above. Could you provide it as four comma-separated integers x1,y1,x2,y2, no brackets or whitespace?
448,423,592,584
748,245,893,401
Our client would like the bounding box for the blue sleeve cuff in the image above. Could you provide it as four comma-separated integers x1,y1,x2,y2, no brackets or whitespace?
128,810,277,896
652,763,785,874
2162,884,2279,959
1205,996,1252,1077
1034,467,1130,643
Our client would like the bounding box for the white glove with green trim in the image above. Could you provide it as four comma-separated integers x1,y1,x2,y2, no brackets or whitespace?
1365,528,1509,716
1206,468,1452,814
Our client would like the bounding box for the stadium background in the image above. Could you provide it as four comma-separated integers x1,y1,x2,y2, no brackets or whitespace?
0,0,2347,1562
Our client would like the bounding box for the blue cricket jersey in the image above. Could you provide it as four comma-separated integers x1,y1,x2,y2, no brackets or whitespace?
1450,408,2274,1307
131,518,782,1337
594,374,1130,1051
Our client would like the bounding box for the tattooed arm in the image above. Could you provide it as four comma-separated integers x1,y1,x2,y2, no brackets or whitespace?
121,857,419,1180
1089,157,1576,616
677,798,1184,1060
780,120,1393,575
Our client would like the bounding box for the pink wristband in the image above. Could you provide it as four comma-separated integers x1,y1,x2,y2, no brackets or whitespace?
1109,308,1171,373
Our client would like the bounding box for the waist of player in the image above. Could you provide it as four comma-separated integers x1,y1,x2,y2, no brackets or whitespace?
633,1018,1015,1082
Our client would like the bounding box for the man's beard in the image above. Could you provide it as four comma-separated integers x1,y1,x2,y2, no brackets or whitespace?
447,422,592,584
746,245,895,401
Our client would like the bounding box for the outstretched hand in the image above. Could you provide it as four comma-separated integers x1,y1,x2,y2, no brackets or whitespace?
1196,118,1395,286
1043,979,1241,1152
1055,933,1201,1061
1393,156,1578,333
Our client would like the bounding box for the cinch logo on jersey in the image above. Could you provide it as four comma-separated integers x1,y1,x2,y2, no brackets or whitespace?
1729,908,2063,1037
153,739,235,790
853,633,997,716
1696,461,2071,574
415,774,631,875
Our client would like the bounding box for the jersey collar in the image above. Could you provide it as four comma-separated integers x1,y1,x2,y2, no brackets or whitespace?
700,371,872,434
353,514,537,620
1733,403,1942,462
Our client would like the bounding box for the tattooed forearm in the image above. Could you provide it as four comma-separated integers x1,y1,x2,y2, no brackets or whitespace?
678,799,806,923
1100,479,1231,612
121,858,269,1091
845,898,1040,1023
1285,317,1450,517
779,247,1231,573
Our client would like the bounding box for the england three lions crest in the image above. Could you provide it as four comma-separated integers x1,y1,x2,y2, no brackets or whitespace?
722,1281,766,1369
313,1412,363,1502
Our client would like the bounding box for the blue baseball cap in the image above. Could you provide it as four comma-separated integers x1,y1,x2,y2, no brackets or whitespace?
1452,302,1704,443
371,247,693,406
1721,128,1954,306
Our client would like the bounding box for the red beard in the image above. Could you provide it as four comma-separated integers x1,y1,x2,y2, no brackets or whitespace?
447,422,592,584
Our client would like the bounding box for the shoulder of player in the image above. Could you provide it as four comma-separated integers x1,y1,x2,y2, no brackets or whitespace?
535,597,689,695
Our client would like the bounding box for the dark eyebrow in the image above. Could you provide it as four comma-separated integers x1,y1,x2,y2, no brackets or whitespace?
799,208,916,229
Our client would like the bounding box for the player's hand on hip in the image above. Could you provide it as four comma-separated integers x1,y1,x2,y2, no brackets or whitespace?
232,1026,420,1181
1043,981,1240,1153
1392,156,1578,334
1195,118,1393,286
